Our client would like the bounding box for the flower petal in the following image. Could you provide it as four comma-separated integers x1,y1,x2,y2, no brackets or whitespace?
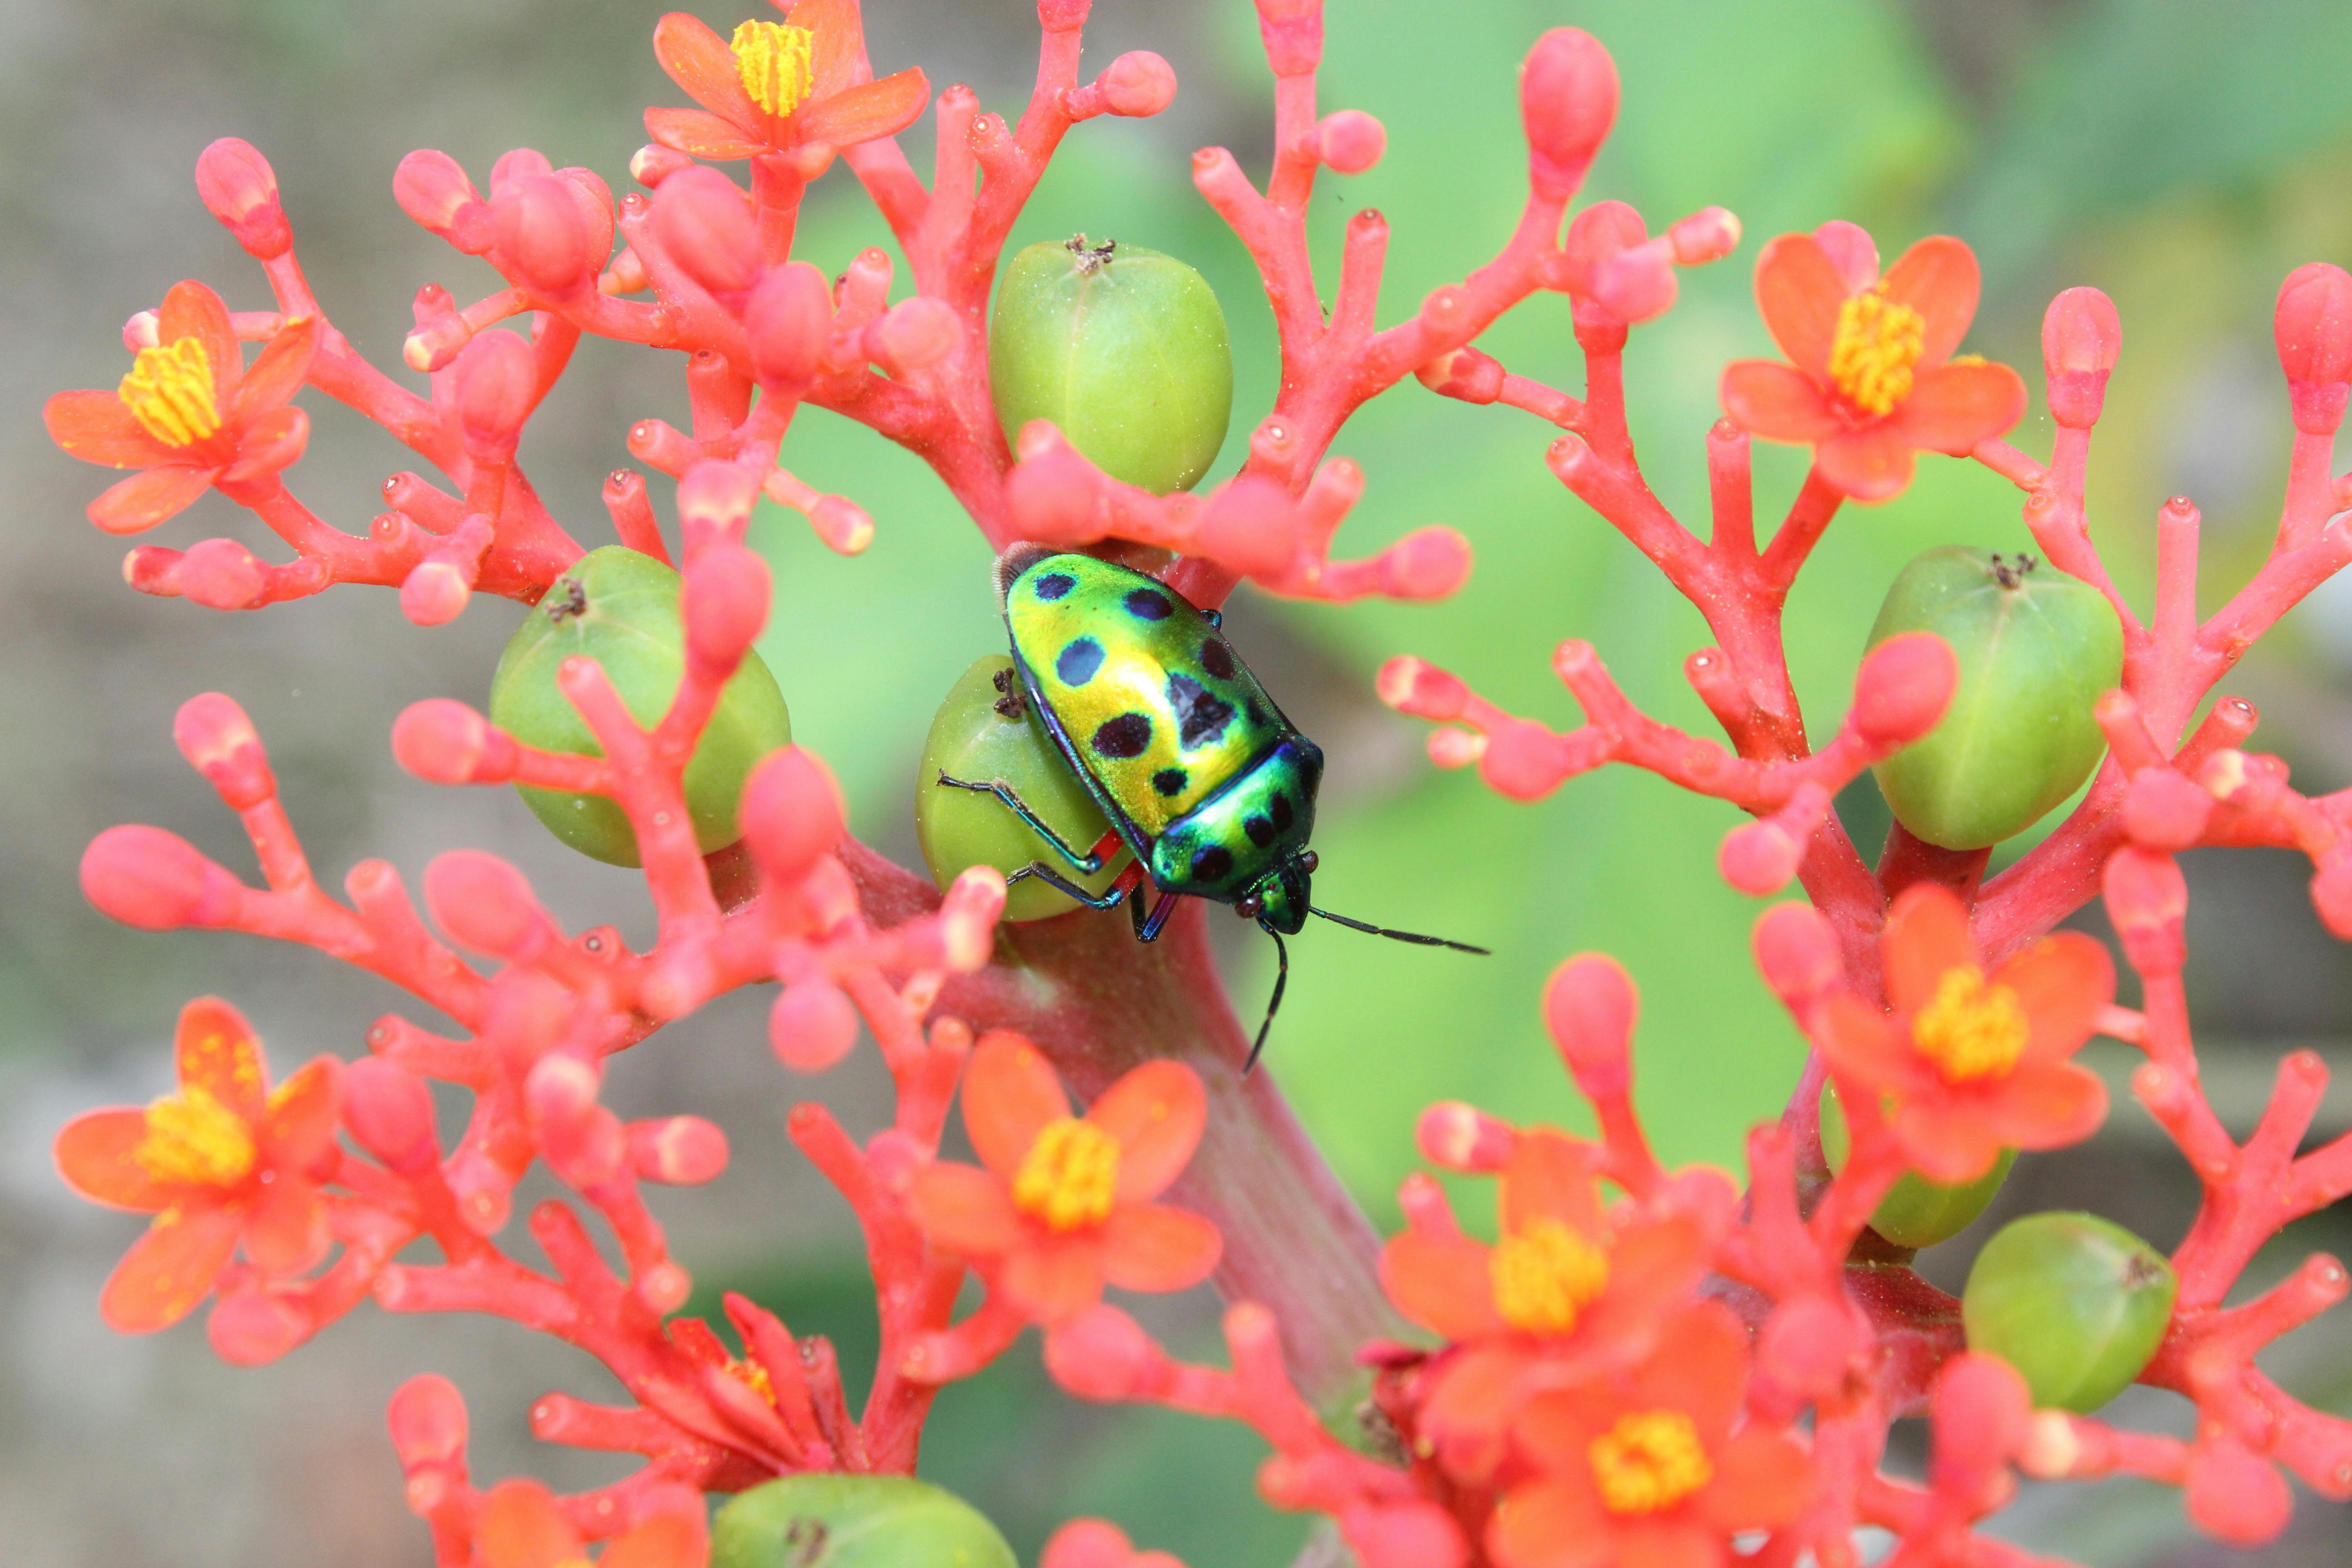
1884,884,1979,1017
228,316,318,421
44,389,176,469
221,404,309,484
909,1161,1020,1257
1816,996,1935,1099
798,69,931,150
1487,1475,1613,1568
1576,1214,1707,1356
177,996,270,1122
1892,1100,2008,1185
1886,360,2026,455
1089,1059,1205,1202
1001,1237,1103,1324
1994,931,2114,1063
1698,1430,1813,1531
644,106,768,160
1813,424,1916,503
100,1203,242,1332
262,1055,342,1173
1753,233,1849,376
601,1515,709,1568
1879,235,1981,366
1989,1062,2108,1152
89,463,213,535
961,1033,1070,1179
1500,1128,1604,1238
1615,1519,1717,1568
1513,1383,1621,1470
157,279,241,397
1720,360,1842,443
242,1174,328,1274
1382,1231,1504,1341
652,12,761,123
1628,1301,1747,1439
476,1478,583,1568
793,0,866,95
1420,1343,1534,1458
1100,1203,1221,1292
55,1107,172,1211
1811,220,1881,294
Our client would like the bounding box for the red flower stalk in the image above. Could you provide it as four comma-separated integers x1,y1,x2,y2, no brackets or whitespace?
54,997,339,1332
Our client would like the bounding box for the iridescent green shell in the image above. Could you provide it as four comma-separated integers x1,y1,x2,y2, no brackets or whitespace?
1000,551,1321,903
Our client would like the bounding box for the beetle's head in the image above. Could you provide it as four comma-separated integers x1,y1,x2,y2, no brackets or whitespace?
1237,850,1318,936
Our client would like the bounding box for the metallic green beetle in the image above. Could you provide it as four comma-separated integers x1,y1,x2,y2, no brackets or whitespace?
936,547,1483,1064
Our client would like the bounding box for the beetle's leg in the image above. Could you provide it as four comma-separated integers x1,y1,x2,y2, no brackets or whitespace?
1132,889,1182,942
934,771,1114,873
1008,858,1144,911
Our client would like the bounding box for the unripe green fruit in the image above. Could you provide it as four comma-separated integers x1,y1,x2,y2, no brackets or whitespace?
713,1475,1017,1568
990,236,1233,495
489,546,792,867
1963,1211,2177,1413
917,654,1132,920
1867,548,2123,851
1819,1081,2014,1249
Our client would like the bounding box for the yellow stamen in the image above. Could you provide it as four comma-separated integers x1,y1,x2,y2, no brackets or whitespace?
1489,1217,1610,1335
118,337,221,447
1827,288,1925,418
1012,1117,1120,1231
1911,965,2029,1084
134,1086,255,1187
732,20,815,118
1589,1410,1714,1515
727,1356,777,1406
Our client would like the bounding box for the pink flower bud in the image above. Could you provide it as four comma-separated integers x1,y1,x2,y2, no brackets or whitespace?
867,295,959,374
1375,656,1468,721
1928,1352,2030,1499
2311,856,2352,941
1044,1304,1171,1401
1039,0,1090,31
454,331,536,452
936,866,1009,970
652,166,759,296
195,138,291,260
1719,819,1802,897
807,493,875,555
1192,475,1299,578
1376,526,1474,601
387,1373,469,1468
423,851,554,962
393,150,490,251
677,458,760,549
2042,286,2122,429
1544,952,1637,1098
1041,1520,1140,1568
393,700,519,784
209,1289,309,1366
741,746,848,884
1752,901,1842,1007
494,173,598,293
747,262,834,390
630,143,695,188
1667,206,1742,266
1318,108,1386,174
400,559,473,628
628,1116,729,1185
1415,1101,1516,1172
2185,1439,2293,1548
1520,28,1619,199
524,1051,600,1122
1559,201,1647,295
1102,51,1178,118
1416,346,1504,404
173,692,272,809
2274,262,2352,386
769,981,860,1072
1480,717,1570,801
2121,767,2212,851
2103,846,2188,977
1349,1504,1469,1568
1756,1295,1856,1401
177,538,267,612
344,1057,440,1172
1252,0,1322,77
403,311,474,374
682,544,771,673
82,824,241,930
1850,631,1957,747
488,147,553,196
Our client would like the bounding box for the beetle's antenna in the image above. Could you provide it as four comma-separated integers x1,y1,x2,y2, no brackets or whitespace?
1309,906,1490,955
1243,930,1289,1076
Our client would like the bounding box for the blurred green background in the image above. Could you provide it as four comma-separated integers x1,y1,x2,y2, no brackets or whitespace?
10,1,2352,1563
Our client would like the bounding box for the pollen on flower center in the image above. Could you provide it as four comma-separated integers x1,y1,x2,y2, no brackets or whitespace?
1911,965,2029,1083
733,20,815,117
1489,1217,1610,1334
1827,288,1925,418
1588,1410,1714,1515
726,1356,777,1407
118,336,221,447
135,1086,255,1187
1012,1117,1120,1231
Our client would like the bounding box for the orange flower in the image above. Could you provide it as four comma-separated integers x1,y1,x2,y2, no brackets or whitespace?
910,1034,1220,1326
1380,1132,1713,1483
1818,884,2112,1184
646,0,929,163
1490,1303,1811,1568
473,1478,706,1568
53,997,341,1333
44,279,316,534
1719,223,2024,502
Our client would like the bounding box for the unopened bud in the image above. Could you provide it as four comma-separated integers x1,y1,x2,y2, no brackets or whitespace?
195,138,291,260
628,1116,729,1185
682,544,770,673
392,700,519,784
2311,857,2352,941
387,1373,469,1469
209,1289,309,1366
1667,206,1741,266
676,458,760,549
1752,901,1842,1008
1928,1352,2030,1500
1318,108,1386,174
2185,1440,2293,1549
1350,1504,1469,1568
1042,1520,1144,1568
630,143,695,188
1191,475,1299,578
392,149,490,252
1415,1100,1516,1172
868,295,959,373
1375,656,1469,721
2275,262,2352,386
746,261,833,390
1416,346,1505,404
2042,286,2122,428
769,981,860,1073
173,692,272,808
454,331,536,450
740,747,848,884
1851,631,1957,747
82,824,241,930
1755,1295,1855,1402
1375,525,1474,601
177,538,267,612
651,166,759,295
2120,767,2212,851
494,173,598,293
1720,818,1803,897
1101,50,1178,117
1520,28,1619,199
343,1057,440,1172
937,866,1009,970
1592,238,1678,324
1044,1304,1171,1401
2103,846,2187,976
423,850,554,962
1543,952,1637,1098
806,493,875,555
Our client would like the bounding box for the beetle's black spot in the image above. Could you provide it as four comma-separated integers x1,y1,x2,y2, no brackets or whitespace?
1244,814,1275,848
1200,637,1237,680
1269,791,1294,832
1055,636,1105,686
1123,587,1173,621
1152,767,1188,797
1092,712,1152,759
1168,672,1235,749
1191,844,1235,882
1033,572,1076,601
1245,699,1267,728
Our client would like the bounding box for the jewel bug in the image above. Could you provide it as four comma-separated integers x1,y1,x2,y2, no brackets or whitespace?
936,548,1485,1066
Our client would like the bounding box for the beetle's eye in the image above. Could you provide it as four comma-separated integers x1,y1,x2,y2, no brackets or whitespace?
1297,851,1319,873
1237,895,1261,917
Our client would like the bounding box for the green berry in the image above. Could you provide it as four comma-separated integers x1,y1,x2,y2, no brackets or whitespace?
990,236,1234,495
917,654,1133,921
712,1475,1017,1568
1963,1211,2177,1413
489,546,792,867
1819,1081,2014,1250
1867,548,2123,851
